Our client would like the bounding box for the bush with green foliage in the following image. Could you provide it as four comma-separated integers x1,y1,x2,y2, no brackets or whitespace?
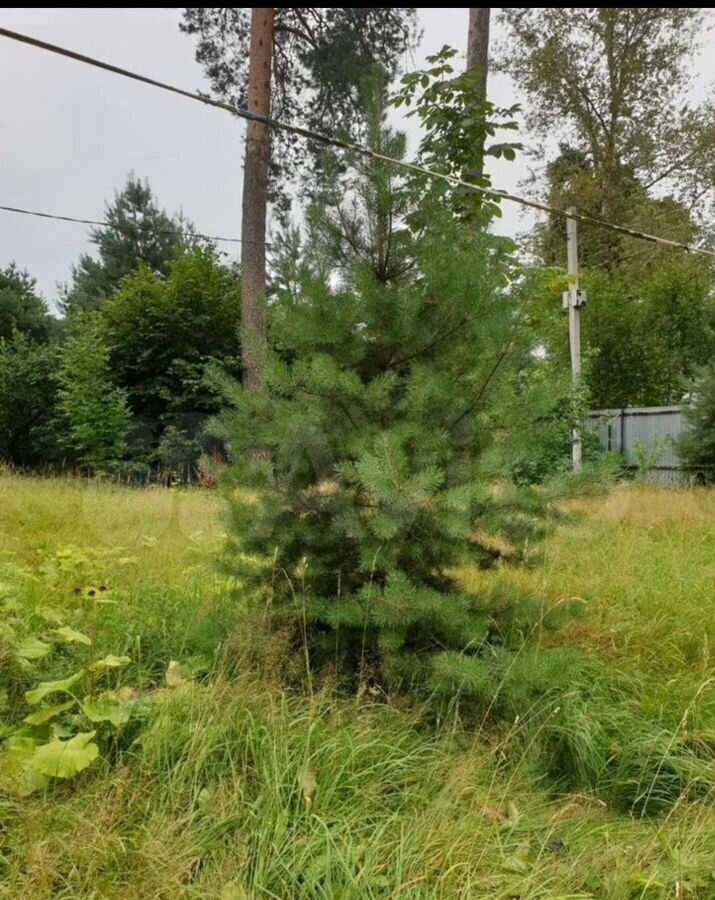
0,333,60,467
0,499,228,798
1,234,241,474
528,260,715,409
0,264,54,343
499,362,601,484
100,245,240,467
0,543,139,795
58,316,130,467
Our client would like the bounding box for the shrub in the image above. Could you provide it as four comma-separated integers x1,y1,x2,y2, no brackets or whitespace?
58,315,130,467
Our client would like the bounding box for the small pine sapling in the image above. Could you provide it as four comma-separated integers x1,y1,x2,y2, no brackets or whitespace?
216,80,579,707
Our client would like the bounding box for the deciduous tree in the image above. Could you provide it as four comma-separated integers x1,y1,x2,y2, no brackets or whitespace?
58,316,130,467
100,245,240,461
498,8,707,212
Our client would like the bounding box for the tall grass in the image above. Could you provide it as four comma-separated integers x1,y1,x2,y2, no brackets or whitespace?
5,676,715,898
3,475,715,897
0,473,232,681
462,486,715,724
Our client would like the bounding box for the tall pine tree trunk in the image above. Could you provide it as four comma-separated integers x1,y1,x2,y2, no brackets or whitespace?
466,8,490,180
240,8,274,390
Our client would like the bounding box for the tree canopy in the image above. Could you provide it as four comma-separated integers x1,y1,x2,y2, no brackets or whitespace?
61,177,189,315
180,7,419,208
100,245,241,453
0,265,53,343
498,8,710,209
498,8,715,409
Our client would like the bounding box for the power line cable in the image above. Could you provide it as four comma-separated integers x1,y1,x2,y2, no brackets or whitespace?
1,25,714,260
0,202,264,246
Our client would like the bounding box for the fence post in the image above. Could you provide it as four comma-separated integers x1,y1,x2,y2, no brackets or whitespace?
620,408,626,457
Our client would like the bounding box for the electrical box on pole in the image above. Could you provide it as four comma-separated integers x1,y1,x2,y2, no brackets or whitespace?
563,208,586,473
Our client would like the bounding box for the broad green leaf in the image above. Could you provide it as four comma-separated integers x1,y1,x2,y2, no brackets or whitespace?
55,626,92,646
91,655,131,670
16,637,51,660
25,671,83,705
50,722,74,739
163,656,210,689
82,692,132,727
0,735,46,796
24,700,77,726
29,731,99,779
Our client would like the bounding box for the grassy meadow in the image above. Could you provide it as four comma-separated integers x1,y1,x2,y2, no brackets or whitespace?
2,474,715,898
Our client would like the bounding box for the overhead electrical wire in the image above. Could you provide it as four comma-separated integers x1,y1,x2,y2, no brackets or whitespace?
1,25,714,260
0,203,264,246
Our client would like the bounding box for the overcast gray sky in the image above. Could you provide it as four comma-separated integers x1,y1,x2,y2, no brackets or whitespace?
2,8,714,310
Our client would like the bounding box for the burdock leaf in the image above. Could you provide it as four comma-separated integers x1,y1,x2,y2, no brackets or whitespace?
82,692,133,727
16,637,51,660
24,700,77,725
25,671,83,705
91,655,131,670
0,735,46,796
29,731,99,778
55,626,92,646
502,854,530,874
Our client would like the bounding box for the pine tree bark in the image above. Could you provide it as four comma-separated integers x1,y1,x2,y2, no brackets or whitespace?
466,8,490,180
240,8,274,390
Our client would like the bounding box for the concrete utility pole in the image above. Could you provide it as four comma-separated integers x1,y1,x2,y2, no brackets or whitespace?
466,8,490,179
241,8,274,391
563,207,586,472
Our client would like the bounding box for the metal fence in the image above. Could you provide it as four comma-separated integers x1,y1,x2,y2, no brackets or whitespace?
586,406,687,485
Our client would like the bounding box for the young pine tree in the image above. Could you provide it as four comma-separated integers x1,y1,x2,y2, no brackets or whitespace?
215,98,548,694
